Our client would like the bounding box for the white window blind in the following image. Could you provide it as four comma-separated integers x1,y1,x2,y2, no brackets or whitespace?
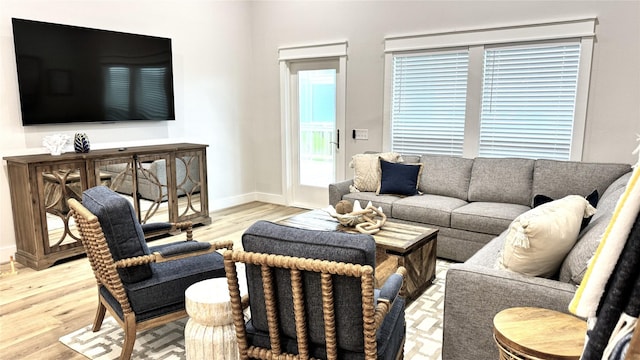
479,43,580,160
391,51,469,156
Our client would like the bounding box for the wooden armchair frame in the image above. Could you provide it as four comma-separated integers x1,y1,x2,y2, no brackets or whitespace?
68,198,233,360
224,249,406,360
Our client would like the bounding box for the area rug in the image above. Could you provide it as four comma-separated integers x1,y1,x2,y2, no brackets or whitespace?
59,317,187,359
60,260,451,360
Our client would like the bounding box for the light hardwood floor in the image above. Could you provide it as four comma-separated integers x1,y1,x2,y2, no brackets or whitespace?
0,201,306,360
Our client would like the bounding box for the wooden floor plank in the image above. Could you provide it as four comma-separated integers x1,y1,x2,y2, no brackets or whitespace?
0,201,305,359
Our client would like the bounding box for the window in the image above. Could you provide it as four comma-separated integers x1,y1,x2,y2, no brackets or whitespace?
479,43,580,159
391,50,468,156
383,18,595,160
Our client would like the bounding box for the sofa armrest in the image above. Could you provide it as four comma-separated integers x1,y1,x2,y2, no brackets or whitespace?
328,179,353,206
442,263,578,360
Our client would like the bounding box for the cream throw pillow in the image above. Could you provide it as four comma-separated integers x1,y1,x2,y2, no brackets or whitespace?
498,195,597,278
350,152,402,192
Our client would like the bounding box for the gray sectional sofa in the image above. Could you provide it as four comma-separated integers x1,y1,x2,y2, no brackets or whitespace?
329,154,632,359
329,155,630,263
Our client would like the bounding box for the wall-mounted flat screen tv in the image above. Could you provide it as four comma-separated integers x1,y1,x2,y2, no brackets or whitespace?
12,18,176,126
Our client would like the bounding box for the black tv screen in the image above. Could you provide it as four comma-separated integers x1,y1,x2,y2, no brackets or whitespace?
12,18,176,126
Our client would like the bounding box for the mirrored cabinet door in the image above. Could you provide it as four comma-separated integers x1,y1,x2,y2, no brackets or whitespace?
174,149,209,223
93,155,172,225
37,162,87,260
134,154,172,224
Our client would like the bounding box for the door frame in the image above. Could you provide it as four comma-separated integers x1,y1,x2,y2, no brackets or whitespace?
279,42,347,208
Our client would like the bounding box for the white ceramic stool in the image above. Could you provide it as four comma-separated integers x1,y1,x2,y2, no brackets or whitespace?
184,277,239,360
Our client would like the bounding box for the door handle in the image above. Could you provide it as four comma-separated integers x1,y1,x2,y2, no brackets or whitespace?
330,129,340,149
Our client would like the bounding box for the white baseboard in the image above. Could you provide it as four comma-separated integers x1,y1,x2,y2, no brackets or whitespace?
254,192,287,206
209,192,287,211
0,245,17,264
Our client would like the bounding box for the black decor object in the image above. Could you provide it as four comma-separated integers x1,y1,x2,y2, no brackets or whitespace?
74,133,90,153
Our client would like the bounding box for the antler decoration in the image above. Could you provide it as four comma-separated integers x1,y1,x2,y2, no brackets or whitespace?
354,205,387,235
324,200,387,235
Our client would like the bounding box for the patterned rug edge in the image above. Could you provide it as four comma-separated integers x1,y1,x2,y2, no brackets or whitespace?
59,260,451,360
59,316,187,360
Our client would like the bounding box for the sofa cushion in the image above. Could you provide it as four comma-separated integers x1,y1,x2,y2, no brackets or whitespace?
498,195,596,278
598,172,632,210
451,202,530,236
465,231,507,268
350,152,402,192
392,195,468,227
377,159,423,196
418,155,474,200
401,154,421,164
559,185,626,285
468,158,535,206
343,192,401,215
532,159,631,204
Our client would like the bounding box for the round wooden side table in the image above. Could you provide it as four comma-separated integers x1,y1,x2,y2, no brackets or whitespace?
493,307,587,360
185,277,239,360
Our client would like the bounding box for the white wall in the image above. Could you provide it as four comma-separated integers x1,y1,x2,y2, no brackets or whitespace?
250,0,640,198
0,0,254,260
1,0,639,264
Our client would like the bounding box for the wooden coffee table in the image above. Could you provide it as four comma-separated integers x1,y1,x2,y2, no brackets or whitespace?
278,210,438,302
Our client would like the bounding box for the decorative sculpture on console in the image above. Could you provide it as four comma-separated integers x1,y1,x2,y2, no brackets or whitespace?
42,134,71,156
73,133,90,153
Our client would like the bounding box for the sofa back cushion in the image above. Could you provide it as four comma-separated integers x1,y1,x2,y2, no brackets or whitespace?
558,176,628,285
418,155,474,200
468,158,534,206
594,171,632,214
401,154,421,164
532,160,631,207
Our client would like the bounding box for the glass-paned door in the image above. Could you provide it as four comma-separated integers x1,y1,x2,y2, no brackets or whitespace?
288,59,344,208
298,68,336,186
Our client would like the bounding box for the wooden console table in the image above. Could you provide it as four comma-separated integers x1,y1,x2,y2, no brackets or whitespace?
4,143,211,270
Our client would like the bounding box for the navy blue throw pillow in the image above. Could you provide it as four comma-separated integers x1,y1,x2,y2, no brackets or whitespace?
377,158,422,196
533,189,599,232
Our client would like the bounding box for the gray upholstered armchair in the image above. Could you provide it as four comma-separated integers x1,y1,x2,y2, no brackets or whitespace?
68,186,232,360
224,220,407,360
